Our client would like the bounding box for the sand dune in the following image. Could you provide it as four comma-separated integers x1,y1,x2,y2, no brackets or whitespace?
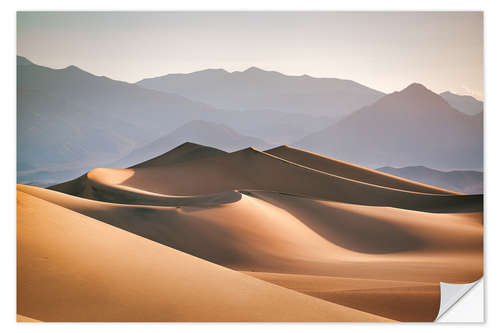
20,184,354,271
265,145,456,194
251,191,482,256
17,189,389,322
20,184,483,284
52,144,482,212
132,142,228,168
243,272,440,322
21,143,483,322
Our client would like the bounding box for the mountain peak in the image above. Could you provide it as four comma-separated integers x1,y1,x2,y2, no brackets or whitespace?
243,66,265,73
196,68,229,74
393,83,447,103
369,82,456,113
233,146,261,155
60,64,102,79
173,142,208,150
63,64,83,71
402,82,429,93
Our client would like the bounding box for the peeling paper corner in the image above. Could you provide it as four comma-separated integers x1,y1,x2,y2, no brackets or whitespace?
435,278,484,322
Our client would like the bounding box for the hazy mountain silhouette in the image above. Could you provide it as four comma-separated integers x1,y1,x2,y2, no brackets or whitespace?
440,91,483,116
295,83,483,170
377,166,483,194
17,56,341,184
137,67,384,117
115,120,272,168
17,56,221,177
17,57,483,185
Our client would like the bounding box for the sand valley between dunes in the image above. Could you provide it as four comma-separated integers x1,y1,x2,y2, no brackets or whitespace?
17,143,483,322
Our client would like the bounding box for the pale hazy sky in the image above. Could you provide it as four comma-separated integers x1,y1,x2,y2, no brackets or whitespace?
17,11,484,100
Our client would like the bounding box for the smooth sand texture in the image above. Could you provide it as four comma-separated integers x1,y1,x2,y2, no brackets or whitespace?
21,143,483,322
20,184,482,283
17,190,389,322
243,272,440,322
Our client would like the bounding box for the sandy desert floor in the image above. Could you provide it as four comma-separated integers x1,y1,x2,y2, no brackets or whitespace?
17,143,483,322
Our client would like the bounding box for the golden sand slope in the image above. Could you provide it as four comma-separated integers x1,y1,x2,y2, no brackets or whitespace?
243,272,440,322
23,143,482,322
19,184,483,283
265,145,456,194
17,190,389,322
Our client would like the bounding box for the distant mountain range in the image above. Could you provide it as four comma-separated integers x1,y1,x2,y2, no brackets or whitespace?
440,91,483,116
17,55,483,185
295,83,483,170
17,56,217,173
137,67,384,118
138,67,483,119
17,56,337,184
377,166,483,194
